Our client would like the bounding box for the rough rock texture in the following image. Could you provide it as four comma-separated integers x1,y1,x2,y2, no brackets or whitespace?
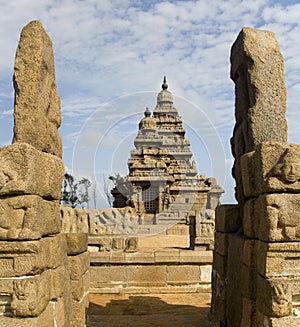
0,20,89,326
0,143,64,199
12,20,62,157
230,27,287,202
211,27,300,327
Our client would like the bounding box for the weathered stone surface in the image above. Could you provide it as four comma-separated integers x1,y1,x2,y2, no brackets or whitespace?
214,232,229,257
75,208,89,233
70,292,89,327
64,233,88,255
255,312,300,327
0,143,63,199
0,235,66,277
226,234,244,327
166,265,201,285
230,27,287,202
210,269,227,325
241,142,300,198
0,301,55,326
241,264,256,300
68,251,90,281
0,195,61,240
244,193,300,242
127,265,166,287
13,20,62,157
11,271,52,317
215,204,241,233
256,241,300,278
256,275,298,318
71,270,89,301
61,205,77,233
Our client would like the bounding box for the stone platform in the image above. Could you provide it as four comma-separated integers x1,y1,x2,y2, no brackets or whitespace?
89,248,212,294
87,292,211,327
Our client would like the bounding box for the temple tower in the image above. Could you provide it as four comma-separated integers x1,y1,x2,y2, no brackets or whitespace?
112,77,222,224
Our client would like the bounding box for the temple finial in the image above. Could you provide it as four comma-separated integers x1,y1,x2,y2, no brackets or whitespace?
162,76,168,90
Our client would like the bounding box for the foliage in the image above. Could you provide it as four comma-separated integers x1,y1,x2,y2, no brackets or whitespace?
60,173,91,208
60,173,79,208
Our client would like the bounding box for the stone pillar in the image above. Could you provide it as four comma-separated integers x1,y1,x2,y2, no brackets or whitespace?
211,27,300,327
0,21,75,326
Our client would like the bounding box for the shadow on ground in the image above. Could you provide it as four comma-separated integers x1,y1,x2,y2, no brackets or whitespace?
87,293,211,327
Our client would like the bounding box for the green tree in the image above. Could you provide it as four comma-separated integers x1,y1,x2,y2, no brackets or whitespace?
78,177,91,208
60,173,78,208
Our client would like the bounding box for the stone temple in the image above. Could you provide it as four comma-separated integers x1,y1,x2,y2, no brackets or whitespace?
111,77,223,232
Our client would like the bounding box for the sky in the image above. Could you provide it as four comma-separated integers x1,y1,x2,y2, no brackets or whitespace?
0,0,300,208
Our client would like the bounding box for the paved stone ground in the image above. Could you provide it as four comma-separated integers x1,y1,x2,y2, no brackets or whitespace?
87,292,211,326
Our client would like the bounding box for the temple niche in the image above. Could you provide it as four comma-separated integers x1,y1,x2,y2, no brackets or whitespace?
111,77,223,238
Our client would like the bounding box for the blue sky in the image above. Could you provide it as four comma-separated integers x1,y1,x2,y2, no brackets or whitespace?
0,0,300,207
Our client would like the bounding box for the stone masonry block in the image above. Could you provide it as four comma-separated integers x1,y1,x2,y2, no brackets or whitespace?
256,241,300,278
75,208,89,233
70,292,89,327
200,265,212,283
11,271,52,317
256,274,300,318
243,239,259,268
212,252,228,280
8,266,69,318
241,142,300,198
0,300,55,327
71,270,90,302
166,265,201,285
89,266,126,290
0,195,61,240
244,193,300,242
0,234,66,277
68,251,90,281
241,264,256,300
210,269,227,325
0,143,63,199
255,311,300,327
64,233,88,255
61,205,77,233
226,234,244,327
214,232,229,257
215,204,241,233
126,265,166,287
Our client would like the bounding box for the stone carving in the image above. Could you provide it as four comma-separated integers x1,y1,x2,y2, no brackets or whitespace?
244,194,300,242
0,143,64,199
0,196,60,240
12,20,62,157
211,27,300,327
88,207,139,236
241,142,300,197
112,78,221,219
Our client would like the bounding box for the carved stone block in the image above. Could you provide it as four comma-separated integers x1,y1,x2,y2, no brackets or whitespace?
256,274,299,318
241,142,300,197
0,235,66,277
0,143,63,199
0,195,61,240
256,241,300,278
244,194,300,242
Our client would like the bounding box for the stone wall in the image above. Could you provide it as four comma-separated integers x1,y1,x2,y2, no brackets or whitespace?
210,27,300,327
0,21,89,326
